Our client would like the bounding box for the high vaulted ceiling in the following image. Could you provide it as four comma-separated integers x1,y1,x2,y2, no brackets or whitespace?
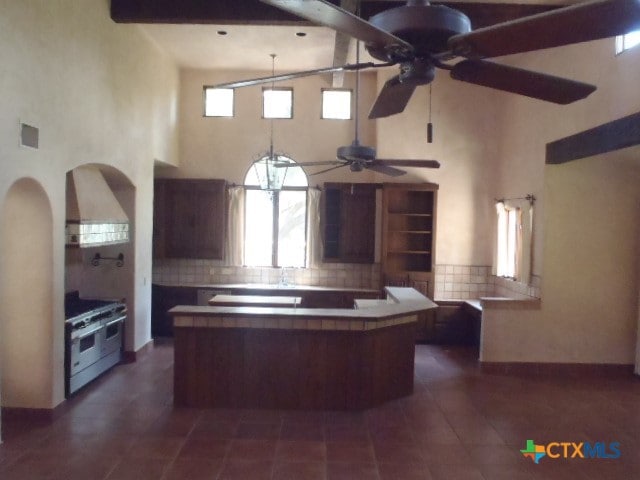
111,0,572,70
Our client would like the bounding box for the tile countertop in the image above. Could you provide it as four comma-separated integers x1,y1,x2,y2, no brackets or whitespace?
169,287,438,328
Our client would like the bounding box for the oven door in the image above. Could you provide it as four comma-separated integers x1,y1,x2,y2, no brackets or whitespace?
69,324,103,376
101,315,125,357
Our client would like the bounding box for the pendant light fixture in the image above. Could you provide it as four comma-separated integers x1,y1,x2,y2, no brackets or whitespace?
252,53,290,191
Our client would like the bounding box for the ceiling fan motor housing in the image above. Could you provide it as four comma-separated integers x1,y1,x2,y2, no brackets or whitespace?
366,2,472,61
337,141,376,162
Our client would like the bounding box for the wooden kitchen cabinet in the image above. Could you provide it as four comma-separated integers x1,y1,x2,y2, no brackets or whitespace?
322,182,376,263
153,178,226,259
381,183,438,299
151,284,198,337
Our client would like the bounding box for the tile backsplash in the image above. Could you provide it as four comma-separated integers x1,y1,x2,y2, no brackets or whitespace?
152,259,541,300
433,264,541,301
152,259,381,290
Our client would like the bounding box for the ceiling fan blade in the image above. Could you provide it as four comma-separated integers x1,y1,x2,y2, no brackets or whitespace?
260,0,412,52
375,159,441,169
308,164,349,176
274,160,343,168
368,75,417,119
214,61,391,89
365,163,407,177
450,60,596,104
448,0,640,59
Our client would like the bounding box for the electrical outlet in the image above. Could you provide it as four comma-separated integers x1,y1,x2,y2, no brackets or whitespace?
209,267,215,276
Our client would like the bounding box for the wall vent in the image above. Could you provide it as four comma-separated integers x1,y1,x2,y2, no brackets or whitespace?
20,123,39,149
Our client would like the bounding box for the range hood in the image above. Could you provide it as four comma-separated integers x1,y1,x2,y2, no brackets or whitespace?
66,166,129,247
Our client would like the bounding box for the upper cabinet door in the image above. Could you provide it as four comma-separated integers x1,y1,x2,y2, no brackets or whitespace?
154,179,226,259
323,183,377,264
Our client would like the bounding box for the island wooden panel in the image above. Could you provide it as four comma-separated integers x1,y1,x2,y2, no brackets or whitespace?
173,322,417,410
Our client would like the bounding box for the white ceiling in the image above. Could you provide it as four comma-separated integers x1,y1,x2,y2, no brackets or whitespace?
139,0,579,72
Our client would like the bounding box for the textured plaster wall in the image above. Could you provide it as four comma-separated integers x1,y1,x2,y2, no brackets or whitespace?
0,179,53,408
169,68,379,184
0,0,178,410
172,66,502,268
374,69,504,267
481,38,640,364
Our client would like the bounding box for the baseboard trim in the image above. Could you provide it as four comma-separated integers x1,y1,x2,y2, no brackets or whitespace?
1,403,67,422
122,338,155,363
480,361,635,377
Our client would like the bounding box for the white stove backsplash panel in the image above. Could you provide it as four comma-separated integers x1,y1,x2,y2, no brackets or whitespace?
66,222,129,247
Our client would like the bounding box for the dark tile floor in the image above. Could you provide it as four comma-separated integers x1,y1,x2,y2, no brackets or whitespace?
1,341,639,479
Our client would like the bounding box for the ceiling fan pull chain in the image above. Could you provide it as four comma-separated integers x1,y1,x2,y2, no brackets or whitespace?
427,83,433,143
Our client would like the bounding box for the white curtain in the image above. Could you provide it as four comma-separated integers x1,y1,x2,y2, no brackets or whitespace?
493,198,533,284
306,188,322,268
493,201,508,276
225,186,245,266
518,201,533,284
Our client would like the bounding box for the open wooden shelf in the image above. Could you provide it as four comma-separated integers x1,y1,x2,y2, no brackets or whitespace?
381,183,438,298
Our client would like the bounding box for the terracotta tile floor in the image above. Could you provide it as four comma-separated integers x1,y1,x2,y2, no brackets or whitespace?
1,341,640,479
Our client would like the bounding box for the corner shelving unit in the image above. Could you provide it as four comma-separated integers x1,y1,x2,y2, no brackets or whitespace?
381,183,438,297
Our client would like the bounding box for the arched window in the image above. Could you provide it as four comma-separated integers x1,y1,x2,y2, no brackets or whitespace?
244,155,308,267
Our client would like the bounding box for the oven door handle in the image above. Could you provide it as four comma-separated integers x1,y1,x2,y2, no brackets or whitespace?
75,325,103,340
105,315,126,328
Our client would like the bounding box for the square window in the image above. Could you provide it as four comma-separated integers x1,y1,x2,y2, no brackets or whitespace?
616,30,640,55
263,88,293,119
204,87,234,117
322,89,352,119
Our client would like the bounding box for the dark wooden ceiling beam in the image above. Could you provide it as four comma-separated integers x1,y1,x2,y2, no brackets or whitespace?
111,0,561,29
110,0,307,25
546,112,640,165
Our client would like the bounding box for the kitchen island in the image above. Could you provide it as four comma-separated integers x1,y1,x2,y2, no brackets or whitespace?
152,283,380,336
170,287,436,410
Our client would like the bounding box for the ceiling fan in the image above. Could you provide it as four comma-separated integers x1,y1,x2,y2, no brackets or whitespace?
214,0,640,119
276,38,441,177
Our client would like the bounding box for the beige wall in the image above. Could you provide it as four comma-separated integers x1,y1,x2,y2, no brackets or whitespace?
493,39,640,276
482,152,640,364
481,37,640,365
375,69,504,266
0,0,178,411
169,67,379,184
0,179,53,408
168,66,504,268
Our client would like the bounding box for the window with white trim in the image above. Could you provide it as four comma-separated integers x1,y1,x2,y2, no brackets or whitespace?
321,89,352,119
494,198,534,283
244,156,308,267
203,87,234,117
263,87,293,119
495,203,519,278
